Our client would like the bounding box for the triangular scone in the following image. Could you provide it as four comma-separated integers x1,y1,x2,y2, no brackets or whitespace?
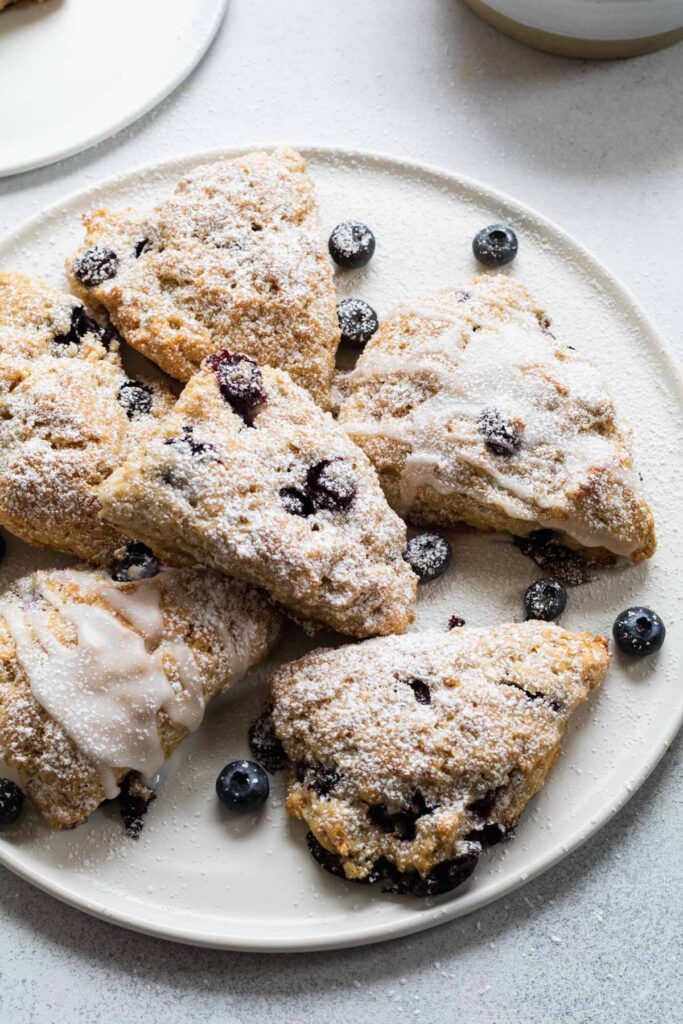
0,566,281,828
339,275,655,563
66,148,339,406
270,621,610,896
0,273,175,565
98,351,417,637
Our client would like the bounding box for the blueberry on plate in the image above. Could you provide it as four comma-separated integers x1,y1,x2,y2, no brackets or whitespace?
73,246,119,287
0,779,24,825
403,533,452,582
328,221,376,269
524,578,567,622
612,607,665,657
337,298,379,350
216,760,269,814
472,224,518,267
111,541,160,583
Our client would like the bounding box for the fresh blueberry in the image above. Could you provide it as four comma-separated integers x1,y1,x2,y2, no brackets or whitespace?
73,246,119,287
472,224,518,267
118,381,154,418
206,349,266,425
216,760,269,814
111,542,160,583
337,298,379,350
612,607,666,657
279,486,315,518
524,578,567,621
403,533,452,582
0,778,24,825
306,459,356,511
478,407,521,457
328,221,376,269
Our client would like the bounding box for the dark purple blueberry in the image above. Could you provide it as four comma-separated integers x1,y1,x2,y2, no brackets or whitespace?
306,459,356,512
206,349,266,425
472,224,518,267
73,246,119,287
613,607,666,657
309,765,341,797
118,773,156,839
328,221,376,269
478,407,521,457
368,791,433,842
248,706,288,774
524,577,567,622
403,533,452,582
467,789,498,819
134,238,152,258
407,679,431,705
380,852,480,897
448,615,466,629
163,425,215,459
513,530,597,586
465,823,509,848
0,778,24,825
53,305,103,348
306,832,357,882
111,541,160,583
337,298,379,350
118,381,154,419
279,486,315,518
216,760,269,814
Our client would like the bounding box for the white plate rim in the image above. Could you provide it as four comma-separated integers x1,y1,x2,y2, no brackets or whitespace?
0,144,681,952
0,0,229,178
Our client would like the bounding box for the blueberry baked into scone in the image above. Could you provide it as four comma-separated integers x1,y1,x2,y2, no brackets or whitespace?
338,274,656,564
98,350,417,637
0,273,175,565
67,148,339,406
0,565,281,828
270,622,610,895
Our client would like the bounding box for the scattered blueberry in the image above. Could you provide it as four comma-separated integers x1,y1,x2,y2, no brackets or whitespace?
216,760,269,814
73,246,119,287
478,407,521,457
0,778,24,825
524,578,567,622
134,238,152,258
163,425,215,459
403,533,452,582
279,486,315,518
118,381,154,418
472,224,518,267
448,615,466,629
206,349,266,425
337,298,379,350
111,541,160,583
248,706,288,773
612,607,666,657
306,458,356,511
328,220,376,269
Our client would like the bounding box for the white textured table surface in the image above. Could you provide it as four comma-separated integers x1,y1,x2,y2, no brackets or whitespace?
0,2,681,1021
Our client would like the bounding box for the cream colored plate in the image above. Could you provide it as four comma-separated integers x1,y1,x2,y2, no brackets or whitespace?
0,148,681,950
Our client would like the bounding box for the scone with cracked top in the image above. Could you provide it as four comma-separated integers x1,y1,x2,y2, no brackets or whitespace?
270,622,610,896
338,274,656,564
98,350,417,638
66,148,339,406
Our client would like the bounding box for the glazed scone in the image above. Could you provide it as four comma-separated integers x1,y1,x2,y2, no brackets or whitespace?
0,566,281,828
339,275,656,563
66,148,339,406
0,273,175,565
271,622,610,896
98,350,417,637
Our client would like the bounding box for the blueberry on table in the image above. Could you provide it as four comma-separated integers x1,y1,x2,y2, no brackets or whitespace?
0,779,24,825
111,541,160,583
73,246,119,287
524,578,567,622
328,220,376,269
337,298,379,350
612,607,665,657
403,533,452,582
472,224,518,267
216,760,269,814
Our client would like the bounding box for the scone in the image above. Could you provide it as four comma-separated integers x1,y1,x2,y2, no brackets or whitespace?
66,148,339,406
0,273,175,565
0,565,281,828
339,275,656,563
270,622,610,896
98,350,417,637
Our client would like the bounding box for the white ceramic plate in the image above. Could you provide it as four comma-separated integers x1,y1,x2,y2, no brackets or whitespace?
0,0,227,177
0,148,681,951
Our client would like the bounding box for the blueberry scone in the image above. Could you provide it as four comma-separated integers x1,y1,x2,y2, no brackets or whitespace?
0,273,175,565
0,565,281,828
339,275,656,563
270,622,610,896
98,350,417,637
66,148,339,406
